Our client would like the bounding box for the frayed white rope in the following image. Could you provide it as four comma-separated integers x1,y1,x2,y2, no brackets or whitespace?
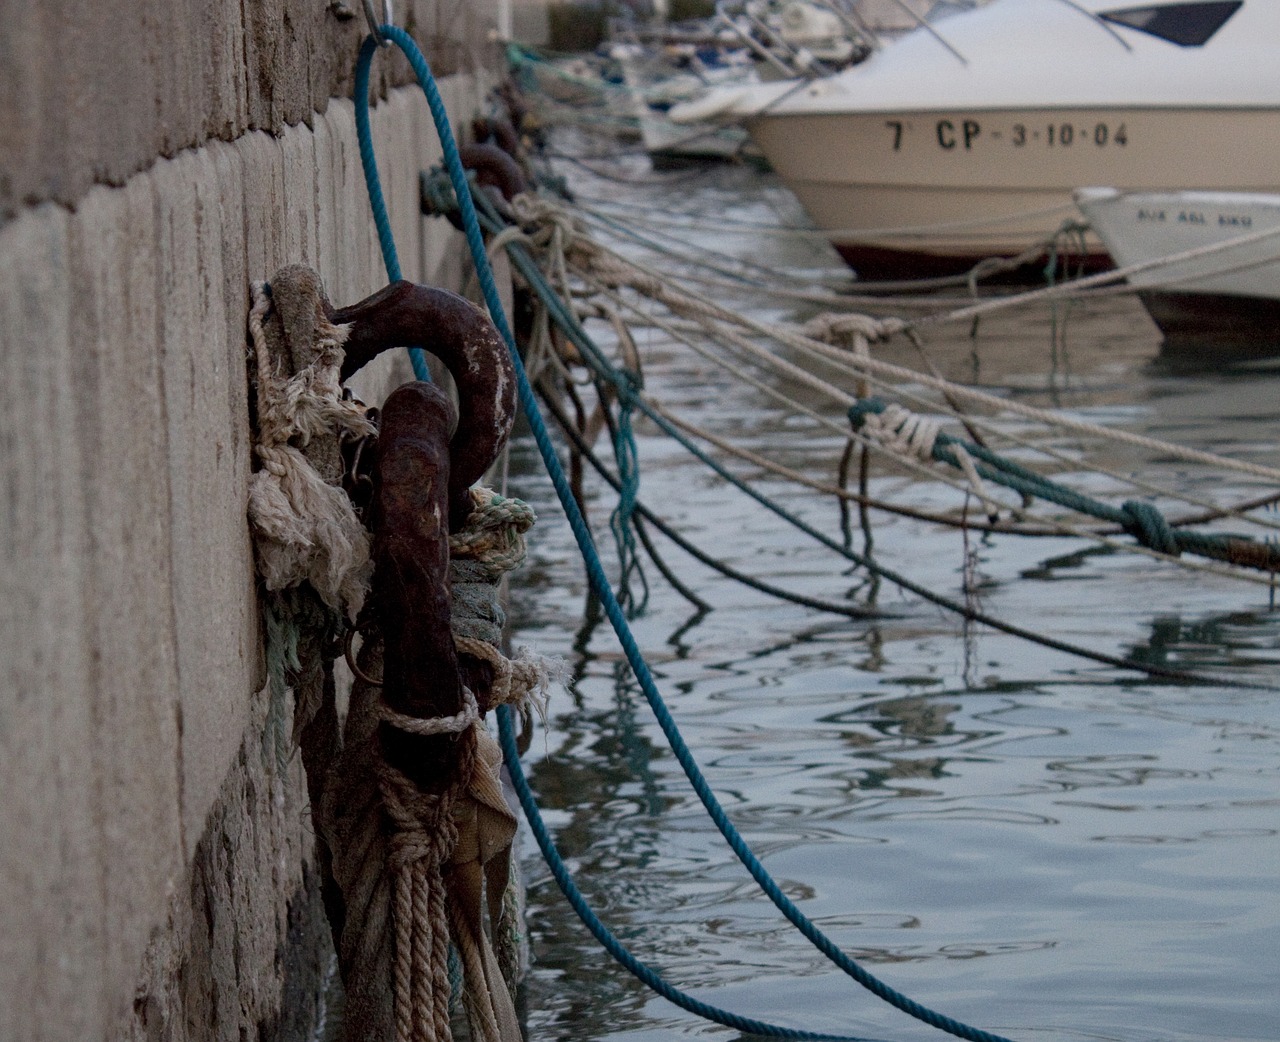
246,280,376,615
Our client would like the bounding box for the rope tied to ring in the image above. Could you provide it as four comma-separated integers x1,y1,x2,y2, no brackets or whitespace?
330,486,558,1042
376,695,478,1042
450,485,562,722
370,486,559,1042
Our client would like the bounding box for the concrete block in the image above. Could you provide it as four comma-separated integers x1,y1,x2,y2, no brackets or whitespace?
65,177,188,1030
311,113,343,296
1,67,494,1042
280,122,321,268
0,202,104,1042
149,147,259,854
237,130,289,290
0,0,505,222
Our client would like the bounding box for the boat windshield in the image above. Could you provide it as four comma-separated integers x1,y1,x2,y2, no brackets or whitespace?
1098,0,1242,45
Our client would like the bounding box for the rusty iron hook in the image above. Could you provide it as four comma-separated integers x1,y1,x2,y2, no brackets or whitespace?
329,281,516,532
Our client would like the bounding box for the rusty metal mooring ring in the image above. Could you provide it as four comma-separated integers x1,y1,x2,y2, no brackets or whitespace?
329,281,517,532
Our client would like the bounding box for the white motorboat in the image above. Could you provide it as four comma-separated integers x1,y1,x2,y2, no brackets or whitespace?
612,43,760,162
673,0,1280,280
1075,187,1280,349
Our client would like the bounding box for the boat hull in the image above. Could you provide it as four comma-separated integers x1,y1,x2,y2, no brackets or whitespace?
1076,187,1280,350
746,106,1280,280
1140,290,1280,352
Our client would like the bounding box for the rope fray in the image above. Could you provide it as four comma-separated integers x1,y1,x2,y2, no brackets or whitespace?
247,279,376,616
454,636,561,725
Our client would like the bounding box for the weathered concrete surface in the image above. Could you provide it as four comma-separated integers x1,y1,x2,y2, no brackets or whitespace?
0,0,502,222
0,72,488,1042
122,701,332,1042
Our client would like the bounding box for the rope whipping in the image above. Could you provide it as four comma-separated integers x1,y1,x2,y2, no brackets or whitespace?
355,24,1024,1042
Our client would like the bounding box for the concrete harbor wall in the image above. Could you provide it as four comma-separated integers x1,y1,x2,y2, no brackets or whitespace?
0,2,505,1039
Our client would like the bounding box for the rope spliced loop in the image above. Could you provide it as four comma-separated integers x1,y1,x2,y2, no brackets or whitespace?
352,24,1023,1042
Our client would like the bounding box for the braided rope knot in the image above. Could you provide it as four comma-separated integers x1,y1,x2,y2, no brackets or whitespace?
801,311,905,350
1121,500,1181,556
511,192,585,245
860,403,942,461
449,486,536,577
381,772,459,868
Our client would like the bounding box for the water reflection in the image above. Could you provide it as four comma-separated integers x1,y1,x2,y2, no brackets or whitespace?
1122,609,1280,671
507,157,1280,1042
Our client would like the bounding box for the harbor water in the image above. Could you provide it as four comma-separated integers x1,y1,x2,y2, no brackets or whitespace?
502,144,1280,1042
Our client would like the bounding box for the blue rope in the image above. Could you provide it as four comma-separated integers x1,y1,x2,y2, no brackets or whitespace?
354,25,1018,1042
354,35,431,382
608,375,649,616
448,189,1221,685
496,705,893,1042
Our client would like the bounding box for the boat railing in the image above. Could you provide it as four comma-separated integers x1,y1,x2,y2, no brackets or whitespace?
711,0,871,77
715,0,827,77
881,0,969,64
1048,0,1133,50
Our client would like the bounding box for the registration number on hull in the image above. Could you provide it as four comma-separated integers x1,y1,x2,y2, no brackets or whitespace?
885,119,1129,151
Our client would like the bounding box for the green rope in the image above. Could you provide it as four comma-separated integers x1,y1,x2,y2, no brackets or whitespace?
848,399,1280,571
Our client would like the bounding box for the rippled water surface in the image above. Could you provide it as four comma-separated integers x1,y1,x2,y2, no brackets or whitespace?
501,145,1280,1042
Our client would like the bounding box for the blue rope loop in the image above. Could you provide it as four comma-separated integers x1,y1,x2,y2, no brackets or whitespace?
354,28,1017,1042
609,368,648,615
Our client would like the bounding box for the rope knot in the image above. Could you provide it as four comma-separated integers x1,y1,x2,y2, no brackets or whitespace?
802,311,902,352
449,486,537,579
850,400,942,463
1121,500,1181,556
